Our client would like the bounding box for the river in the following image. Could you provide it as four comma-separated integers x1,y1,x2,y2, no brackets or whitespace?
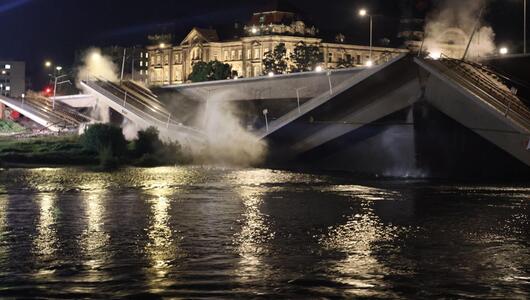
0,167,528,298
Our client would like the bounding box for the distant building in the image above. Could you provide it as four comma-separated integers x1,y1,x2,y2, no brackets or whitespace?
0,61,25,98
147,1,409,86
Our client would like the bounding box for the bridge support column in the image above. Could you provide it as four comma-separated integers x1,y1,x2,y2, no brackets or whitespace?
0,103,5,120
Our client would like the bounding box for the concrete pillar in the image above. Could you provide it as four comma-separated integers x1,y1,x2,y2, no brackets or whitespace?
0,103,4,120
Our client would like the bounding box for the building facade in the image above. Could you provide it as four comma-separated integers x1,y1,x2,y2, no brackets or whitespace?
147,7,409,86
0,61,25,98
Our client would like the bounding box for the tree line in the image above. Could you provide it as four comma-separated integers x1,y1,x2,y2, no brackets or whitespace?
188,42,357,82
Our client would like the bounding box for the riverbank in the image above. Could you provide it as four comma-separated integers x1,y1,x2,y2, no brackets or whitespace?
0,126,187,169
0,135,98,167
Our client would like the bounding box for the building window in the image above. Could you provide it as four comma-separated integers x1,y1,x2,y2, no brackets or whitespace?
328,52,333,63
264,48,269,55
140,52,143,58
164,54,169,64
356,55,361,64
140,61,143,67
253,65,260,75
246,49,252,60
237,49,242,60
146,53,149,58
4,64,11,69
231,50,236,60
224,50,229,61
254,48,260,59
259,16,265,24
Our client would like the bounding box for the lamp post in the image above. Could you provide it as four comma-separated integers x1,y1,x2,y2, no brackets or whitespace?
359,9,373,65
263,109,269,132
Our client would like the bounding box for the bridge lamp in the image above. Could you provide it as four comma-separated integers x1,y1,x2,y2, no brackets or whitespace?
429,51,442,60
358,9,373,63
365,60,374,67
1,70,5,75
499,47,509,55
251,27,258,34
315,66,323,72
268,71,274,77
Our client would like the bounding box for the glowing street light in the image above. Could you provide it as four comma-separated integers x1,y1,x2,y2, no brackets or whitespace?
358,8,373,62
365,60,374,67
499,47,509,55
268,71,274,77
315,66,323,72
429,51,442,60
56,66,63,72
159,43,166,48
251,27,258,34
44,61,52,68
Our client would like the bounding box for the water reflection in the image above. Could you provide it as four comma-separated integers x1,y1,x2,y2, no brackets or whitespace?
141,168,181,293
319,185,405,298
232,170,276,283
0,188,7,262
79,180,110,278
33,193,58,258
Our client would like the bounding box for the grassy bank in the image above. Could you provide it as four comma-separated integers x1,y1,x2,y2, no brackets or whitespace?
0,135,98,166
0,125,188,169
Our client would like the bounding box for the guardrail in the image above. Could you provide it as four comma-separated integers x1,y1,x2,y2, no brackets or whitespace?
82,80,204,138
435,57,530,130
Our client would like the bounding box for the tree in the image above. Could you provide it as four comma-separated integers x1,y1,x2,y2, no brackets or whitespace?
188,60,232,82
290,42,324,72
188,61,210,83
81,124,127,157
262,43,288,75
336,56,355,69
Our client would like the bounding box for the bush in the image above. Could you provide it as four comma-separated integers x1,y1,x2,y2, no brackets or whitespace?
81,124,127,156
132,127,185,166
134,127,163,157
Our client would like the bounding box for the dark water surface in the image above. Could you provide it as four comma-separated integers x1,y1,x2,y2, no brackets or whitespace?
0,167,528,299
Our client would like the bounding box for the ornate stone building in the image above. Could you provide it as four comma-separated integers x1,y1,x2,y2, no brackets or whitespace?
147,3,409,86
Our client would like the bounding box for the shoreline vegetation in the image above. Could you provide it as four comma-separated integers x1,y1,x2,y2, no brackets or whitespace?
0,124,189,170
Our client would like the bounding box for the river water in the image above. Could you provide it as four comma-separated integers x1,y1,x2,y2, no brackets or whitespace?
0,167,528,299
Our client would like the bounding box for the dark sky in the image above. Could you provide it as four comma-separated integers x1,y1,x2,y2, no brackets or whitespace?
0,0,525,88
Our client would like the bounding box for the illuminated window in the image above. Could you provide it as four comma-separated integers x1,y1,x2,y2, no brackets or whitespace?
5,86,10,91
254,48,260,59
246,49,252,59
140,61,143,67
237,49,242,60
146,53,149,58
224,50,229,61
231,50,236,60
5,64,11,69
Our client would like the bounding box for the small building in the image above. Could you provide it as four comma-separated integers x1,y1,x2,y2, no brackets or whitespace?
147,2,409,86
0,61,25,98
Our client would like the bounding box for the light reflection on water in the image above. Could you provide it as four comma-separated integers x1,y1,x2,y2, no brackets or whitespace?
0,167,528,298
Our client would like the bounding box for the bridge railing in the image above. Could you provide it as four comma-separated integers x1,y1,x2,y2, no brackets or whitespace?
83,80,204,137
437,57,530,130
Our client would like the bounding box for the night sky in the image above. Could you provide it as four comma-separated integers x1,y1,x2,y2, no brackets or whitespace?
0,0,526,88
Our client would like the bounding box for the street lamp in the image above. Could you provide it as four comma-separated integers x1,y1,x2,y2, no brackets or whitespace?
359,8,373,63
315,66,323,72
263,109,269,132
500,47,509,55
44,61,52,68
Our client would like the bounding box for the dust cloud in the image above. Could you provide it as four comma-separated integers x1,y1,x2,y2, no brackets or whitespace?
193,90,267,166
423,0,496,60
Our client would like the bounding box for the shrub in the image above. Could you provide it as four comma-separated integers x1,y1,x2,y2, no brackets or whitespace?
134,127,163,157
81,124,127,156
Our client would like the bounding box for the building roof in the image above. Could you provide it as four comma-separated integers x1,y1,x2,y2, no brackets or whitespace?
194,28,220,42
